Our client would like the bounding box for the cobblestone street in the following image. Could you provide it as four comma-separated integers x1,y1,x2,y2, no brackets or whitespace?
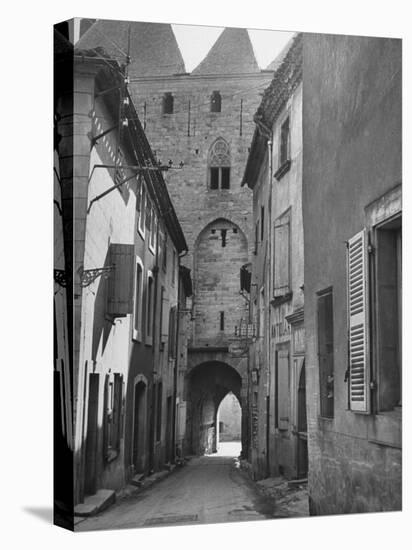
76,443,278,531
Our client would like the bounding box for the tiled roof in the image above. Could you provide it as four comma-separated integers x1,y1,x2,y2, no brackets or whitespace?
192,27,259,75
255,33,303,128
77,19,186,77
265,34,296,72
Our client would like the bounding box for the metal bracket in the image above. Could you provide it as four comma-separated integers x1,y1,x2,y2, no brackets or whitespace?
90,124,119,148
54,269,68,287
78,265,114,287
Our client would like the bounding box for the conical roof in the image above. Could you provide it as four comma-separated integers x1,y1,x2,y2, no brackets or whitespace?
77,19,186,77
192,27,259,75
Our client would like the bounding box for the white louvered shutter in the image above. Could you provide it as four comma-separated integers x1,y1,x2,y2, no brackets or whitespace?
347,229,370,412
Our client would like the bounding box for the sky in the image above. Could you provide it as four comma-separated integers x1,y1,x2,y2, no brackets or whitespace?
172,24,295,71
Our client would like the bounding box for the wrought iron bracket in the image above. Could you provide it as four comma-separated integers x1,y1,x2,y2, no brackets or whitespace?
54,269,68,287
90,124,119,148
78,265,114,287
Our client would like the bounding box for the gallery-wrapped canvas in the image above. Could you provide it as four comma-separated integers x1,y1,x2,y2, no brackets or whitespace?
54,18,402,531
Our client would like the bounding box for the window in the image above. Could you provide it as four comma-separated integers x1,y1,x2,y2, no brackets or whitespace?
210,91,221,113
317,288,334,418
146,272,154,344
261,206,265,241
220,311,225,331
156,382,163,442
104,373,123,461
172,249,176,285
208,138,231,190
220,229,227,247
273,209,291,298
160,286,169,349
162,92,174,114
259,288,265,337
133,258,144,341
254,221,259,255
162,233,167,272
149,207,157,253
138,181,146,237
274,115,291,180
280,116,290,166
168,306,177,359
373,216,402,412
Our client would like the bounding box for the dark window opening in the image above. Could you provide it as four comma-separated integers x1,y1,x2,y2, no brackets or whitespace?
221,167,230,189
211,229,216,234
317,289,334,418
261,206,265,241
375,216,402,411
254,221,259,255
221,229,227,247
280,116,290,166
220,311,225,331
233,228,238,234
210,167,219,189
162,93,174,115
210,91,222,113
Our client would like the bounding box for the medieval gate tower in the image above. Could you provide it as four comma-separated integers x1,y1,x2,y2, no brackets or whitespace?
78,21,275,456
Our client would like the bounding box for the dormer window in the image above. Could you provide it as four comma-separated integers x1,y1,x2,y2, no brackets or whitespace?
210,91,221,113
162,92,174,114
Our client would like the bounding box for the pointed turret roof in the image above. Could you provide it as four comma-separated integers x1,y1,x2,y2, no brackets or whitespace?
77,19,186,77
192,27,259,75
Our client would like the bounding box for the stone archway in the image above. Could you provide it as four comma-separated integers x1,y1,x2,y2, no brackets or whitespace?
187,361,243,456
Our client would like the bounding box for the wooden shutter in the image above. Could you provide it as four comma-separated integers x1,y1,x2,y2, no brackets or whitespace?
347,229,370,412
107,244,135,316
274,213,290,297
277,349,289,430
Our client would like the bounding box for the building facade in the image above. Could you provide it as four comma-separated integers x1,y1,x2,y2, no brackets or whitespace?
78,22,276,458
302,34,402,514
54,30,191,521
242,35,305,480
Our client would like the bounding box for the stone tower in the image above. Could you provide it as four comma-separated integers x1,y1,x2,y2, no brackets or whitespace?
78,21,274,455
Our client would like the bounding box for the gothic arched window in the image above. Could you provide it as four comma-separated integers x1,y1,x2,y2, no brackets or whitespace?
208,138,231,190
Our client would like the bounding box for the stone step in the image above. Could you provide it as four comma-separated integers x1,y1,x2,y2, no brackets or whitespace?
74,489,116,517
130,473,145,487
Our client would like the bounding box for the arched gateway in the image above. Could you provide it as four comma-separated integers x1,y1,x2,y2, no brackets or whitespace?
186,361,246,456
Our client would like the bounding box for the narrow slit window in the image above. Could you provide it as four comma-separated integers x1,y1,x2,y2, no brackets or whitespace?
220,311,225,331
210,91,222,113
162,92,174,115
221,229,227,247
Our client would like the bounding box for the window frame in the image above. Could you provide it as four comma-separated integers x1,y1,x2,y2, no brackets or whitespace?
145,270,154,346
149,206,157,254
132,256,144,342
274,111,292,181
208,138,231,191
137,181,146,239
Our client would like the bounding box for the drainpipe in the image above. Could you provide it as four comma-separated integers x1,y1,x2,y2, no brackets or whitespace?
255,116,273,476
266,135,273,476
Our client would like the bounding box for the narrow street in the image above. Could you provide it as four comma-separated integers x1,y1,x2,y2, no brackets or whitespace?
76,443,274,531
